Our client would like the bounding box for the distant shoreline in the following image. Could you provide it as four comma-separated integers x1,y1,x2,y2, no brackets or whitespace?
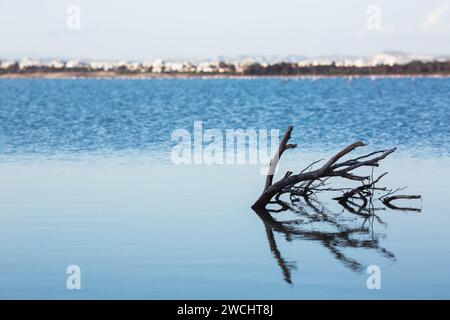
2,71,450,79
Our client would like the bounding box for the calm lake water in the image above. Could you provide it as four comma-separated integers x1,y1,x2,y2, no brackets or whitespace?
0,77,449,299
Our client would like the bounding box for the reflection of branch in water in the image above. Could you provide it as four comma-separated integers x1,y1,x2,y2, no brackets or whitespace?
264,225,296,284
253,196,397,284
382,195,422,212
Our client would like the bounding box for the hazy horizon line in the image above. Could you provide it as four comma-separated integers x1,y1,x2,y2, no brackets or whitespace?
2,50,450,62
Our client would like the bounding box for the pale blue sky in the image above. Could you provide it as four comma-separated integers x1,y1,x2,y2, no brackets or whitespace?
1,0,450,60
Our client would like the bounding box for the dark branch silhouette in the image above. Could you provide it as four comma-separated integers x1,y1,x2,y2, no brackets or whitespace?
251,126,422,284
253,126,421,211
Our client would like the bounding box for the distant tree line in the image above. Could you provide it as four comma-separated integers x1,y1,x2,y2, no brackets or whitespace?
2,60,450,75
243,60,450,76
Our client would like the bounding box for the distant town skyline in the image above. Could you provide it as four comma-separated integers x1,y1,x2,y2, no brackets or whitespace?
1,0,450,60
2,51,448,64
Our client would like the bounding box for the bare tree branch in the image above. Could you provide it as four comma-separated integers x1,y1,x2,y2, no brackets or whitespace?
253,126,421,212
264,126,297,190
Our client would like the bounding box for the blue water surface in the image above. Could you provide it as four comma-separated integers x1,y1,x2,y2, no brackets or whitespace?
0,77,449,157
0,78,449,299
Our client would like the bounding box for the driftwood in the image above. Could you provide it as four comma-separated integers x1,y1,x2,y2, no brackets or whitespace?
251,126,422,284
252,126,421,211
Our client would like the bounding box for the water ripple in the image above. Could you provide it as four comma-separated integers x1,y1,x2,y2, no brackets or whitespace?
0,77,449,160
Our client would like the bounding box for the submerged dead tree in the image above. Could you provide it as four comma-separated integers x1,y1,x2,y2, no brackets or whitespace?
252,126,421,211
251,126,422,283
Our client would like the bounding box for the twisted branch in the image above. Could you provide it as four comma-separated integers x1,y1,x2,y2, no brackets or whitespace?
253,126,420,211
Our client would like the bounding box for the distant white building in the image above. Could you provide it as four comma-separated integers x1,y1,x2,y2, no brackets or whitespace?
19,58,40,69
370,53,398,66
312,59,334,67
49,60,65,69
66,60,82,69
0,60,16,69
150,59,164,73
89,61,115,71
128,62,141,71
196,62,214,73
165,62,184,73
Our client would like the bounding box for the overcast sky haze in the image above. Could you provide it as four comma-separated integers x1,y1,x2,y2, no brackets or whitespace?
1,0,450,60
